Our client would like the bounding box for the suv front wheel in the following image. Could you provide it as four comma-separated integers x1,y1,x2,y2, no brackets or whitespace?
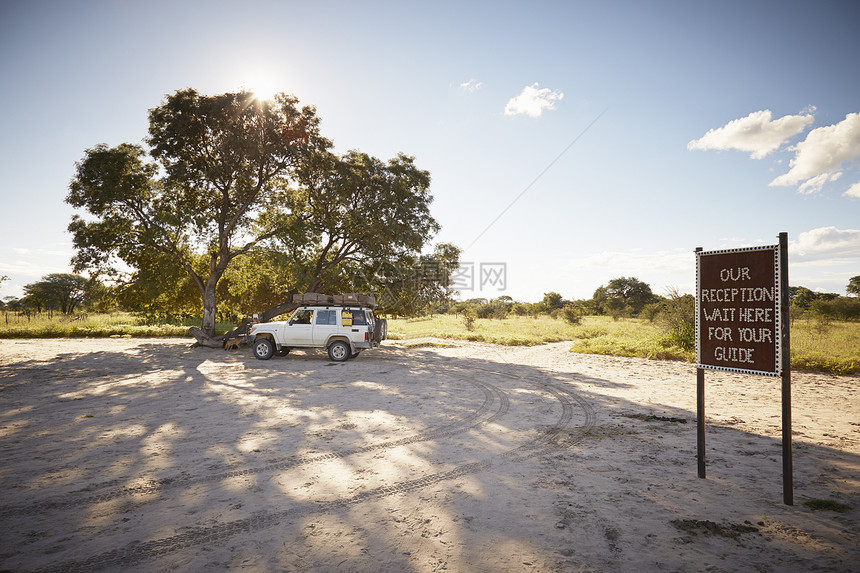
327,340,350,362
253,338,274,360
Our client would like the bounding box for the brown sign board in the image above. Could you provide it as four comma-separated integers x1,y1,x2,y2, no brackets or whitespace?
696,245,782,376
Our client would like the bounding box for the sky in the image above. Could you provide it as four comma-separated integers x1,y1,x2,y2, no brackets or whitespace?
1,0,859,305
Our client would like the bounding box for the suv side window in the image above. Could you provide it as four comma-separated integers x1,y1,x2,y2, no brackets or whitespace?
351,311,367,325
292,309,313,324
316,310,337,325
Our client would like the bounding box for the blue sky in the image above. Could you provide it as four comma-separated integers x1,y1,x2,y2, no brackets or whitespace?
1,0,859,304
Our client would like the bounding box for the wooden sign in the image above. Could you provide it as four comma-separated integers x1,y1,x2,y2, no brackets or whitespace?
696,245,782,376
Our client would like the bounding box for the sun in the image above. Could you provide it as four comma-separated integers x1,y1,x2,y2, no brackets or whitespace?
250,84,279,103
232,64,286,105
244,72,281,103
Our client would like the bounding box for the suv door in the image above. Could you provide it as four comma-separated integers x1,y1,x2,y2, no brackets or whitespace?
286,308,314,345
313,309,340,345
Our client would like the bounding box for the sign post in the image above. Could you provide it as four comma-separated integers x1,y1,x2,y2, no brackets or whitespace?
779,232,793,505
695,233,792,504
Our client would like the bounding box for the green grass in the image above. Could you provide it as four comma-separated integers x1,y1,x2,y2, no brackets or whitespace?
802,499,852,513
388,315,693,359
387,314,860,375
0,311,236,339
790,319,860,376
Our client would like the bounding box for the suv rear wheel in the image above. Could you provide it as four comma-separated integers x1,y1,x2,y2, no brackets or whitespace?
327,340,350,362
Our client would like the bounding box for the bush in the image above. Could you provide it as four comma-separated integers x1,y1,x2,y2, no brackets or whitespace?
512,303,531,316
639,301,663,322
475,300,509,319
810,297,860,321
462,308,476,331
561,303,584,325
655,291,695,351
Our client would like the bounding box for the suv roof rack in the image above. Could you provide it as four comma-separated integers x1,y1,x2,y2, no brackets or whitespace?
291,293,378,309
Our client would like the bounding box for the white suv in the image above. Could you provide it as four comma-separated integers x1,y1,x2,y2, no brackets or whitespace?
249,305,386,362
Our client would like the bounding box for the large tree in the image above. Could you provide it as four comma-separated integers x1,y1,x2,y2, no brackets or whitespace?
67,89,321,343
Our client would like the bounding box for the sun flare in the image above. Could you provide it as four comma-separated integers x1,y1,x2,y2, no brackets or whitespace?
246,73,282,103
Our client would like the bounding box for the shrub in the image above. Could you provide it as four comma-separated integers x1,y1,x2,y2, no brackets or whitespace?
655,290,695,351
462,308,476,331
811,297,860,321
561,303,584,325
475,300,509,319
512,303,531,316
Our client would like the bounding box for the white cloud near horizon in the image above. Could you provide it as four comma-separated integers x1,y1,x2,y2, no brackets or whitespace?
504,83,563,118
460,79,483,92
687,109,814,159
770,112,860,190
790,226,860,261
561,249,696,294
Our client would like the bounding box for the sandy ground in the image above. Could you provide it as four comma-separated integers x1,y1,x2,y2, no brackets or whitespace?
0,337,857,573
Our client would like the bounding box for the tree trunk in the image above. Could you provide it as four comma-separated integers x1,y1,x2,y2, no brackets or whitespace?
188,326,224,348
189,277,223,347
202,281,217,336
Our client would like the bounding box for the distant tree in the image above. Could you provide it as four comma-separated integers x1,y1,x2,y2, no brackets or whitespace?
848,275,860,297
22,273,94,314
593,277,655,317
811,296,860,321
67,88,321,344
541,292,566,312
789,286,818,310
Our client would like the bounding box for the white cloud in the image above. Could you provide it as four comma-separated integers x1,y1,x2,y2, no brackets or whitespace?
12,247,71,257
790,226,860,261
687,109,814,159
460,79,483,92
797,171,842,195
844,181,860,198
504,83,563,118
770,112,860,188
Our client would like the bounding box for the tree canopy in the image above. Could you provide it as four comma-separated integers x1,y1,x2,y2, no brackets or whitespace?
592,276,655,317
